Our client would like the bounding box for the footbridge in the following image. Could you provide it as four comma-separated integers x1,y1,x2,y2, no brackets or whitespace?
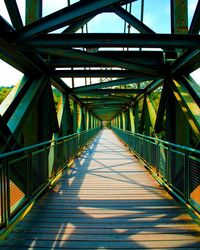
0,0,200,249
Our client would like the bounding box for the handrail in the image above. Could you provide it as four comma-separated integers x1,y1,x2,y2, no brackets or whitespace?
117,128,200,154
112,126,200,216
0,127,101,235
0,129,94,160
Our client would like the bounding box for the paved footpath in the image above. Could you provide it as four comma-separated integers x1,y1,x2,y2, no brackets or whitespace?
1,129,200,249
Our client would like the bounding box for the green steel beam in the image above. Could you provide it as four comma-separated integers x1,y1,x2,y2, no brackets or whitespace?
131,79,163,105
37,83,59,142
7,76,48,135
189,0,200,34
49,77,70,93
146,95,157,132
49,51,165,67
113,6,155,34
15,0,136,40
4,0,23,29
167,77,200,141
53,69,159,78
72,77,152,93
76,89,144,98
72,100,78,133
75,89,143,96
25,0,42,25
57,94,73,136
180,75,200,105
0,18,46,73
0,114,19,153
34,48,160,76
134,103,139,132
171,49,200,75
143,97,151,136
80,96,131,102
171,0,188,34
62,16,94,33
154,87,166,133
20,33,200,49
165,81,176,143
0,75,32,122
129,107,135,132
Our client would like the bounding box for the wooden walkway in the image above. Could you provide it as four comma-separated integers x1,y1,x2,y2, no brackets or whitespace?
1,129,200,249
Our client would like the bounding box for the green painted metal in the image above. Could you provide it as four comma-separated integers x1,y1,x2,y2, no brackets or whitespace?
189,0,200,34
25,0,42,25
37,82,59,143
146,95,157,132
4,0,23,29
0,19,46,73
0,115,19,153
72,100,78,134
7,76,48,136
34,48,160,76
0,0,200,236
113,6,155,34
72,78,146,93
154,87,166,133
49,51,165,68
171,49,200,75
15,0,136,40
112,127,200,214
165,81,176,143
134,103,139,133
0,127,100,231
167,77,200,142
171,0,188,34
57,94,73,136
52,69,159,78
21,33,200,49
63,16,94,34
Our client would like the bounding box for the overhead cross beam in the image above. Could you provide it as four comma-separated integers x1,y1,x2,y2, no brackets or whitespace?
37,48,160,75
75,89,143,96
14,0,136,41
72,77,153,93
19,33,200,49
49,51,165,68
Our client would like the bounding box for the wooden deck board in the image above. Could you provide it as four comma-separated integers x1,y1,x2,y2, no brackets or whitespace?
0,129,200,249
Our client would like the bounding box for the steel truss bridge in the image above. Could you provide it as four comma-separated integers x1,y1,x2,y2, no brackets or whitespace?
0,0,200,248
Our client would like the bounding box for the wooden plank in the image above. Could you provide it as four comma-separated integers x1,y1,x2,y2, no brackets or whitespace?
0,129,199,249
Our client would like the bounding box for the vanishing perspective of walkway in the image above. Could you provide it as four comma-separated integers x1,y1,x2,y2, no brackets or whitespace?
0,129,200,249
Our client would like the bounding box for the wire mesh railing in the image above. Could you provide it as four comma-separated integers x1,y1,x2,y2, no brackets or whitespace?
0,127,100,233
112,127,200,215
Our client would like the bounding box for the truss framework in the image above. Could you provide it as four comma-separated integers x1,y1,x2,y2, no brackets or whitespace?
0,0,199,153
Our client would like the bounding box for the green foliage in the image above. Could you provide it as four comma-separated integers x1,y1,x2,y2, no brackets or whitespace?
0,86,62,111
52,87,61,111
0,86,13,104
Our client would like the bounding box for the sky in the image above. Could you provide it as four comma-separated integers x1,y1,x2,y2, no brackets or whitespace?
0,0,199,87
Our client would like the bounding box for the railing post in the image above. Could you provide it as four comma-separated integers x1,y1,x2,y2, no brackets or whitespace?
2,159,9,227
27,152,32,201
167,145,172,184
184,152,189,202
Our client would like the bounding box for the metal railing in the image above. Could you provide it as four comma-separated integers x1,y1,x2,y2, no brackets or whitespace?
112,127,200,215
0,127,100,233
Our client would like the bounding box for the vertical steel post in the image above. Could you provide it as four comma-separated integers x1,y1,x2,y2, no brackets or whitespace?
26,0,42,25
73,100,77,133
